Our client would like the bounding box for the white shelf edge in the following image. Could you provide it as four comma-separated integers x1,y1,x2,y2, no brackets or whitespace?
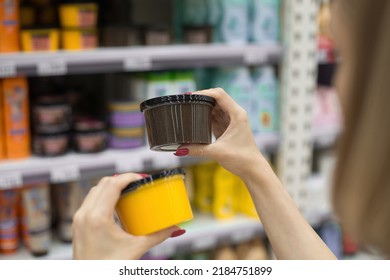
0,132,280,189
0,44,283,77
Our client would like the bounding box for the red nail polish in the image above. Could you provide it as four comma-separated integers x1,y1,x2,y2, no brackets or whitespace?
184,92,192,95
138,173,149,178
174,148,189,156
171,229,186,238
113,174,119,177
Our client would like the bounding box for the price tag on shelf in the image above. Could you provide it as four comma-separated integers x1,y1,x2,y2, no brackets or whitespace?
123,57,151,71
115,158,144,173
244,52,267,65
50,165,80,183
0,172,23,189
0,62,17,78
37,59,67,76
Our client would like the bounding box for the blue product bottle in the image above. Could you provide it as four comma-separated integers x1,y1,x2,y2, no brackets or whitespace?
251,66,279,133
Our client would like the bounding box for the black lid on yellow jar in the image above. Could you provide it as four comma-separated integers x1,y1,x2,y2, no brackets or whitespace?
120,168,186,196
140,94,216,112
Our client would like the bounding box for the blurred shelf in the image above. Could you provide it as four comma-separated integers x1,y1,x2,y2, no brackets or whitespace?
0,132,280,189
0,44,283,78
0,209,331,260
0,238,72,260
312,124,342,148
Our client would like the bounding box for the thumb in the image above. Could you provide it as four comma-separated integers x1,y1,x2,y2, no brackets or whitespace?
140,226,184,248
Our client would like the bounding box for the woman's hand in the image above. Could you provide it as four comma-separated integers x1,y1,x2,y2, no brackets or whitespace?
176,88,268,179
72,173,184,260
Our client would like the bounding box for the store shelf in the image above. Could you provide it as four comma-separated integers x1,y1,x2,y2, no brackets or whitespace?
0,44,283,78
0,132,280,189
0,209,331,260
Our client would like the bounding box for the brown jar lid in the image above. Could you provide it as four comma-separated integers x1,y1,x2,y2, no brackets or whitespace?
140,94,215,112
120,168,185,196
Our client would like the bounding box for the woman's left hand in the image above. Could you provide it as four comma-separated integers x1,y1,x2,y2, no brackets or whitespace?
72,173,184,260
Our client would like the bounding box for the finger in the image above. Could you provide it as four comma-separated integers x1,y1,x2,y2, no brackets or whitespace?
194,88,244,120
93,173,143,215
137,226,183,249
178,143,221,159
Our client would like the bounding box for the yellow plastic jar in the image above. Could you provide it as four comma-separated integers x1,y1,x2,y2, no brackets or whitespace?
61,29,97,50
116,168,193,236
59,3,98,28
21,29,59,52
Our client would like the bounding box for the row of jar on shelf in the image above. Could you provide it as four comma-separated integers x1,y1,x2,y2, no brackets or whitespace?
0,66,279,160
0,161,259,257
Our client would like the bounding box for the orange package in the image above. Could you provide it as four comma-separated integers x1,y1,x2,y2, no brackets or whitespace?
0,0,20,53
0,80,5,159
2,77,30,159
0,188,19,254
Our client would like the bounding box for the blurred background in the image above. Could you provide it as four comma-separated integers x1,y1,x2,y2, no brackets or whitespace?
0,0,375,260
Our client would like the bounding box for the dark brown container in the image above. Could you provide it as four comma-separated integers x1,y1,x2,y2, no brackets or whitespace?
140,94,215,151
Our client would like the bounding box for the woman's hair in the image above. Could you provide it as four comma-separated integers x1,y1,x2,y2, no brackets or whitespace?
332,0,390,257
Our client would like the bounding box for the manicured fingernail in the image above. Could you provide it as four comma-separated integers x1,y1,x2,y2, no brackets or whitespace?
184,92,192,95
171,229,186,238
113,174,119,177
138,173,149,178
174,148,189,156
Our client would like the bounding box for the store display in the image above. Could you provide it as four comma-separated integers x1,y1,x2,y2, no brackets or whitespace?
116,168,193,236
251,66,279,133
0,189,19,254
59,3,98,28
142,24,171,46
0,82,5,159
52,182,75,243
0,0,20,53
101,25,141,47
32,132,69,157
183,25,212,44
249,0,280,44
193,161,217,213
171,71,196,94
21,28,59,52
20,183,51,256
140,94,215,151
213,165,236,220
146,72,173,99
108,101,145,149
73,118,106,153
32,95,71,134
213,243,238,260
19,5,35,28
61,28,98,50
2,77,30,159
215,0,249,44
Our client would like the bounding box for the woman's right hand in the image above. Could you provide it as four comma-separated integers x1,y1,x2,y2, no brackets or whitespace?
175,88,269,179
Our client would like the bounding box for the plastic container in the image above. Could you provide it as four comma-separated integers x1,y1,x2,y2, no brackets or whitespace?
109,102,144,127
140,94,215,151
32,95,71,133
33,132,69,157
0,0,20,53
2,78,30,159
73,119,106,153
21,29,59,52
116,168,193,236
59,3,98,28
61,28,97,50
